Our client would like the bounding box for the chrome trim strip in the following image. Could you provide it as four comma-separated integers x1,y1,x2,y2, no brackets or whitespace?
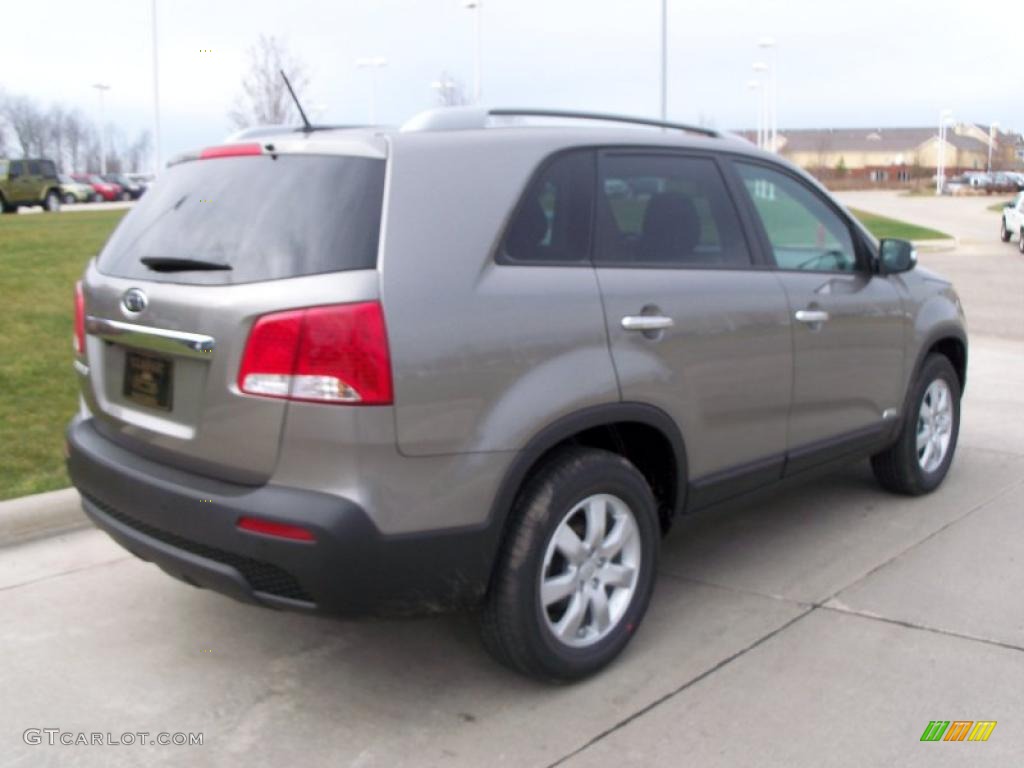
85,316,215,359
72,359,90,376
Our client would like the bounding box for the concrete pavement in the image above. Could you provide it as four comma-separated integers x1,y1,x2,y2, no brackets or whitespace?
1,192,1021,766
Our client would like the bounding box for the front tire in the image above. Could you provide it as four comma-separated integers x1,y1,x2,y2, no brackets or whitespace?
871,354,961,495
481,447,659,681
1000,217,1012,242
1019,229,1024,254
43,191,60,212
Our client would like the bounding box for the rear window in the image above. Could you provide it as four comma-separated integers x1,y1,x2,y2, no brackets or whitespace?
97,154,386,284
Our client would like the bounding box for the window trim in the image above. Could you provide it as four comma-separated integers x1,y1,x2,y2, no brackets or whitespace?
725,156,876,275
493,148,598,268
590,148,766,272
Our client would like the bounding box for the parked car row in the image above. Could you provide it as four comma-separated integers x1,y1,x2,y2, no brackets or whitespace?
68,173,148,203
955,171,1024,193
0,156,151,213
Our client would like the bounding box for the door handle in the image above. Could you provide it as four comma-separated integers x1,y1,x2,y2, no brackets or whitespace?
621,315,674,332
794,309,830,325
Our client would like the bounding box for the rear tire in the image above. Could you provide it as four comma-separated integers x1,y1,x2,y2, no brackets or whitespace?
871,354,960,495
480,447,660,681
1,197,17,214
1000,217,1012,242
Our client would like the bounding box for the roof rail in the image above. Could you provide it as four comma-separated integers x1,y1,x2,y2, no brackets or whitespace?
489,109,719,137
400,106,718,137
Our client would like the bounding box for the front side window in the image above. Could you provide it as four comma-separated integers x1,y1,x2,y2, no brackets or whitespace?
736,162,857,272
595,154,752,267
40,160,57,179
500,151,593,263
27,161,41,176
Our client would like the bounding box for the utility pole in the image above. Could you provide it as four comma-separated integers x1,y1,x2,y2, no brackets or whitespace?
151,0,162,174
92,83,111,174
463,0,482,103
659,0,667,120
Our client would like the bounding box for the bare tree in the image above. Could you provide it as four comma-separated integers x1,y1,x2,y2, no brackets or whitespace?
3,95,46,156
433,71,469,107
46,105,67,170
64,111,89,172
126,130,152,172
228,35,309,129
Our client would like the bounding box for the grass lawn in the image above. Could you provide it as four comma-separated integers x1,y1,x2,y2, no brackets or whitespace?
847,208,950,241
0,210,125,500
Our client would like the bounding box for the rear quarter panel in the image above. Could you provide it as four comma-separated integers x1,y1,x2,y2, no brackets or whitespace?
381,133,620,456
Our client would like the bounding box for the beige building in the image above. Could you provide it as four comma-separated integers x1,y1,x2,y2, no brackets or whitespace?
763,124,1020,181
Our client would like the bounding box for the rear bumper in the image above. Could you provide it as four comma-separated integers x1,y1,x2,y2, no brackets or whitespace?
66,416,497,615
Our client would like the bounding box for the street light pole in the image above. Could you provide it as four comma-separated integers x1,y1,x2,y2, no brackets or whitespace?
354,57,388,124
92,83,111,174
747,80,761,149
151,0,162,175
936,108,953,195
987,121,1000,174
752,62,768,150
463,0,482,104
758,37,777,152
659,0,667,120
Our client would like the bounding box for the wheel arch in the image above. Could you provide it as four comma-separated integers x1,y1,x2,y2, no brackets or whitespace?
484,403,688,579
912,327,968,396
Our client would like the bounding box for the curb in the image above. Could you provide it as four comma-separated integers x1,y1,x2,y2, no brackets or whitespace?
913,238,958,253
0,488,91,548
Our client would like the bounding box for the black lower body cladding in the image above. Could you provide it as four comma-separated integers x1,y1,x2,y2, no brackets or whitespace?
66,416,497,615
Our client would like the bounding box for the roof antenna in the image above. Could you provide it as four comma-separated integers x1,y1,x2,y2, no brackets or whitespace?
280,69,313,132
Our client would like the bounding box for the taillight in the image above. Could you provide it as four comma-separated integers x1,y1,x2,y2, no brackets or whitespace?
200,143,263,160
237,302,393,405
73,281,86,356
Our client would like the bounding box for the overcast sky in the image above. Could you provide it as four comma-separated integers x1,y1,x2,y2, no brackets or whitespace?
4,0,1021,164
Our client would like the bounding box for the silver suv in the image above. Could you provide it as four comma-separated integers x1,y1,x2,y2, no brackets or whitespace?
67,108,967,680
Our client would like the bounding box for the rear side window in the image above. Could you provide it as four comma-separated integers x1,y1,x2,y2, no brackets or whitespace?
97,154,386,284
9,161,23,178
27,161,41,175
595,154,752,267
499,151,593,264
40,160,57,178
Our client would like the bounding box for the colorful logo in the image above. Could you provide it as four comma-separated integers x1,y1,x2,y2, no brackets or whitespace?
920,721,996,742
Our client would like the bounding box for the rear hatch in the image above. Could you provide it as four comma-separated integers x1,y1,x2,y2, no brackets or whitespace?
77,141,387,484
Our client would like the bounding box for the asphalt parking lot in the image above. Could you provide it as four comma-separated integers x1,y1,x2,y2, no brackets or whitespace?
1,191,1021,767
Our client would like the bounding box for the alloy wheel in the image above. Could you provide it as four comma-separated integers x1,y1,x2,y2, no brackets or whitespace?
539,493,641,648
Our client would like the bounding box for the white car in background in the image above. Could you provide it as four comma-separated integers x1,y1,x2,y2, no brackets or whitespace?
999,191,1024,252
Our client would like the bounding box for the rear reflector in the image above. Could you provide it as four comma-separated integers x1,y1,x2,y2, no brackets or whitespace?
199,143,263,160
237,516,316,542
237,301,393,405
73,281,86,356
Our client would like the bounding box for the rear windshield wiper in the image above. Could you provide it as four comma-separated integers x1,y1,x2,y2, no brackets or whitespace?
140,256,233,272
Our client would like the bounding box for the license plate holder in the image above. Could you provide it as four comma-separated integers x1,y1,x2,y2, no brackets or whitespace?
123,350,173,411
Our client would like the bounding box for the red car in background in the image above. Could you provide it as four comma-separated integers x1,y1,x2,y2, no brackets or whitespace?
71,173,122,202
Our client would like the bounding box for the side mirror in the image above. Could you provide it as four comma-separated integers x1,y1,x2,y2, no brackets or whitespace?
879,238,916,275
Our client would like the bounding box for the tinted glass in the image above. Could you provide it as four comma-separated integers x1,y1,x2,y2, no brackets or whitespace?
10,161,23,178
27,161,41,175
500,151,593,263
595,154,751,267
40,160,57,178
736,163,857,272
97,154,386,285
